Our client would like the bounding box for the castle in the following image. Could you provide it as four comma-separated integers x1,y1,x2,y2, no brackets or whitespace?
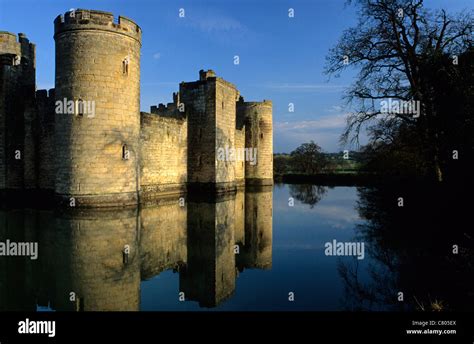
0,9,273,207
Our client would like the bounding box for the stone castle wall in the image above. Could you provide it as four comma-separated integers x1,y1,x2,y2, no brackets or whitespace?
23,93,38,190
215,78,239,186
235,103,246,185
0,64,5,189
53,10,142,206
36,89,56,191
1,63,24,190
0,32,36,191
140,107,187,200
0,54,11,190
0,11,273,206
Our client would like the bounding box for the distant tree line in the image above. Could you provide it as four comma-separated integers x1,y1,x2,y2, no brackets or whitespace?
273,141,362,176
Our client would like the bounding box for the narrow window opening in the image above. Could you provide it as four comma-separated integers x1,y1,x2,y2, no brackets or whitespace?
123,250,129,264
122,145,129,160
122,57,129,75
76,99,84,117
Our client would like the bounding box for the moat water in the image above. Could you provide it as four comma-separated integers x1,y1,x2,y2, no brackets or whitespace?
0,183,472,311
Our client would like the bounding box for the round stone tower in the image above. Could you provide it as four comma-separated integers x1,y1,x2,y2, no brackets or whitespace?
53,9,141,207
238,99,273,186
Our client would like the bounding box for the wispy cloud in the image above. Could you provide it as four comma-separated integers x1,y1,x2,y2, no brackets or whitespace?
189,15,244,33
153,52,161,60
273,114,349,152
177,8,252,45
274,114,347,131
328,105,344,113
274,197,360,230
315,204,360,223
180,8,247,34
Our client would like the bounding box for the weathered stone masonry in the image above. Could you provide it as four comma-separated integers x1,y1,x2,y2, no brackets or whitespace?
140,94,187,201
0,32,36,192
0,9,273,207
54,10,142,207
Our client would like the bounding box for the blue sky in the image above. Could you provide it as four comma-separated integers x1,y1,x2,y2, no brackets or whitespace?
1,0,472,152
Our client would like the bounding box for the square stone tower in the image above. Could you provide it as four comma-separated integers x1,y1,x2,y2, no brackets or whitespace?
180,70,240,193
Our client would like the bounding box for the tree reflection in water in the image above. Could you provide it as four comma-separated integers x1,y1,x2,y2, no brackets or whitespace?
338,183,474,311
289,184,329,208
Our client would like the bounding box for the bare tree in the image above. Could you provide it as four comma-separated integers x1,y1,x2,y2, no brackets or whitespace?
325,0,473,181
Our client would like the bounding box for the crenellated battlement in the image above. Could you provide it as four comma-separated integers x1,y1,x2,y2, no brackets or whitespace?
0,32,23,58
0,31,18,44
53,8,142,205
0,32,35,70
1,10,273,206
237,98,273,125
54,9,142,43
150,103,178,115
36,88,55,100
181,70,238,92
150,92,185,120
199,69,216,80
141,111,186,125
238,97,273,108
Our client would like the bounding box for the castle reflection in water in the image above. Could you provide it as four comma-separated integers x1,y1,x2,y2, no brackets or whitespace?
0,187,272,311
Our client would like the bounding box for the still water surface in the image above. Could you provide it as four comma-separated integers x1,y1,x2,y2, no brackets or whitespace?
0,183,471,311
